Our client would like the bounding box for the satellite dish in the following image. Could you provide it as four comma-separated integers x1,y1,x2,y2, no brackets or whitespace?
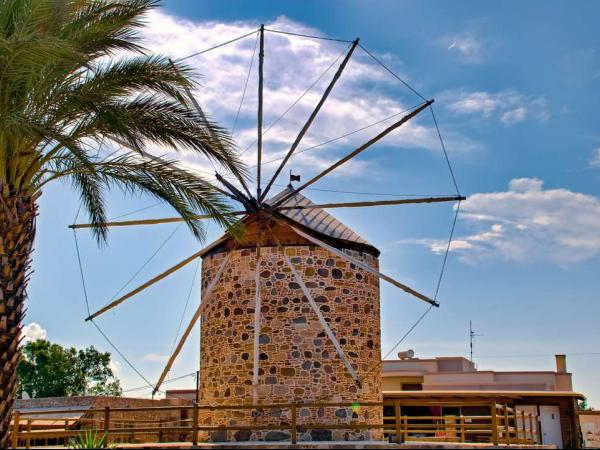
397,349,415,360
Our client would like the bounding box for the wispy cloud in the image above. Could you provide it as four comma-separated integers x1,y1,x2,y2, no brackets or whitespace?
440,32,485,64
109,359,122,374
589,148,600,168
441,89,550,125
399,178,600,266
142,353,169,363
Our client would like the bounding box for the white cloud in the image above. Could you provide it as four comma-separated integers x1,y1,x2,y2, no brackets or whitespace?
508,177,544,192
133,11,473,189
22,323,47,343
500,107,527,124
109,359,121,374
589,148,600,168
400,178,600,265
142,353,169,363
442,32,485,63
442,89,550,125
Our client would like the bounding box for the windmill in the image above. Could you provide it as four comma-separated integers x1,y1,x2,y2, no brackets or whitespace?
71,25,464,441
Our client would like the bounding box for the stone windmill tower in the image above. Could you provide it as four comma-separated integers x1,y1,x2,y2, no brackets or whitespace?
196,187,384,440
74,25,463,443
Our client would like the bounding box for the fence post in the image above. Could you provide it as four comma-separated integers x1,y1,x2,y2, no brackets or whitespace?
520,410,526,444
528,413,534,444
291,402,297,444
11,411,20,449
460,415,465,443
490,402,499,445
192,402,199,446
394,401,401,444
403,415,408,442
26,419,32,449
103,406,110,448
504,405,511,445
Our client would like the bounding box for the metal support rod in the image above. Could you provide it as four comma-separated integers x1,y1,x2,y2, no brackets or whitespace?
153,252,231,394
281,220,439,307
272,99,433,208
271,228,362,387
274,195,466,211
86,249,206,321
256,24,265,202
260,38,360,203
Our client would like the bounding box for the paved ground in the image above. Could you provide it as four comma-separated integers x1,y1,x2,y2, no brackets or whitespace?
25,441,557,449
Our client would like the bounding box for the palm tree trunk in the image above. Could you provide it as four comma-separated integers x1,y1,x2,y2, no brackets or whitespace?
0,186,36,447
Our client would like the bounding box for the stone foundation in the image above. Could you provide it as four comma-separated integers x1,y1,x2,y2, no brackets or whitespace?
199,245,382,442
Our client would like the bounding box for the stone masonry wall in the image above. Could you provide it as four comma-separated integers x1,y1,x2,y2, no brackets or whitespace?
199,245,382,442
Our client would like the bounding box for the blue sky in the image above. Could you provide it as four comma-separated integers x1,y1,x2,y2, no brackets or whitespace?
24,1,600,405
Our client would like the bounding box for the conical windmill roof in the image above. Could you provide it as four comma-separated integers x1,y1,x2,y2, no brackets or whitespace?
266,187,373,248
199,187,380,258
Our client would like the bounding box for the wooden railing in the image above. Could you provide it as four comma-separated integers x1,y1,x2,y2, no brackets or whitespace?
10,400,542,448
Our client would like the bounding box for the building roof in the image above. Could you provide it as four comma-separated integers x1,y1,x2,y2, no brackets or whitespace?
383,390,585,399
266,187,373,248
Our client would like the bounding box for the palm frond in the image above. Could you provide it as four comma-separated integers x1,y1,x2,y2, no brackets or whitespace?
48,152,239,244
0,0,247,246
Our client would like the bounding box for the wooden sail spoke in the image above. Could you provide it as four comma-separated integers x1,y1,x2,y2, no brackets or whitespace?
85,249,205,321
281,220,439,307
271,100,434,208
70,211,247,230
275,195,466,212
252,234,262,404
256,25,265,202
259,38,360,203
271,231,361,387
153,253,231,394
215,173,256,210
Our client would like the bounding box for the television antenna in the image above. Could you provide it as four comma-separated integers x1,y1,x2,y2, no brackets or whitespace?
469,320,483,363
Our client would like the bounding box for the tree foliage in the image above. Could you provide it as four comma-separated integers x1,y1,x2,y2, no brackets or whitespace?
17,340,122,398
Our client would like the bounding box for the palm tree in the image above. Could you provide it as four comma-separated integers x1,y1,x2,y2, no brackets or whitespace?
0,0,246,444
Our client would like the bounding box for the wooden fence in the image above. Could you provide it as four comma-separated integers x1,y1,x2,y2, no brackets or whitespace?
10,400,541,448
